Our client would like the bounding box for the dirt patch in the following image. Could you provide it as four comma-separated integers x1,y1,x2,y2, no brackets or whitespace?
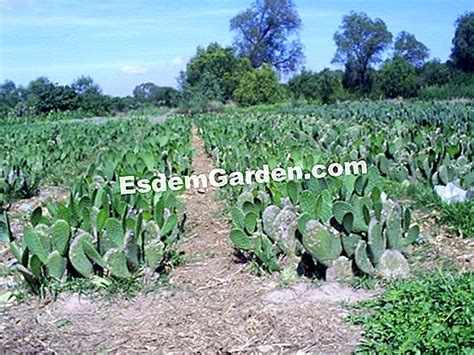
1,125,372,353
409,211,474,272
262,281,376,305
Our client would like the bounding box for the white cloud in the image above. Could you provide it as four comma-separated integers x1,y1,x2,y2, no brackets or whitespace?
120,65,149,75
170,57,185,67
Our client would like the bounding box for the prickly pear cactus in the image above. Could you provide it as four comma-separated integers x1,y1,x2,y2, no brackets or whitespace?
104,248,131,278
354,240,376,275
326,256,353,282
262,205,281,241
302,220,342,266
376,249,410,280
144,240,165,270
367,217,385,265
50,219,71,256
69,232,94,278
45,250,67,281
273,206,298,255
252,228,280,272
230,227,253,251
385,205,403,250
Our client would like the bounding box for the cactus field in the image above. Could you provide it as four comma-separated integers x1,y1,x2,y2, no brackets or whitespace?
1,101,473,352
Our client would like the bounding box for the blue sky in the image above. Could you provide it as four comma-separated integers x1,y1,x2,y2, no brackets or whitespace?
1,0,472,96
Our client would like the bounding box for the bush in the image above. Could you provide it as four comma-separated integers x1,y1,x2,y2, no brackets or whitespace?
350,271,474,353
288,69,343,104
379,56,419,98
234,66,286,106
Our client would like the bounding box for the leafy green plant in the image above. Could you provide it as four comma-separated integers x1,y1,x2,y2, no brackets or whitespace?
3,115,193,294
349,271,473,353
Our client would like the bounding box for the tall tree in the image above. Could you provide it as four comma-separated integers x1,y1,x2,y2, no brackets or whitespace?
230,0,304,73
394,31,429,67
451,12,474,72
180,43,252,102
332,11,392,91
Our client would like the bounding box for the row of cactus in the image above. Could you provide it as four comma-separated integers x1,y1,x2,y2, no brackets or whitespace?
7,181,183,291
228,168,418,281
10,204,179,288
197,102,473,196
1,114,193,206
1,116,193,292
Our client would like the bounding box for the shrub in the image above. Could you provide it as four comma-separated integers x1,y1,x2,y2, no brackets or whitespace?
379,56,419,98
350,271,474,353
234,66,286,106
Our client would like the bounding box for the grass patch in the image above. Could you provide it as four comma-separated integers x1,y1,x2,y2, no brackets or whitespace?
349,271,473,353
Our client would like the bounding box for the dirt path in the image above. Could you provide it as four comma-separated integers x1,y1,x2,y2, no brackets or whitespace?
1,126,374,353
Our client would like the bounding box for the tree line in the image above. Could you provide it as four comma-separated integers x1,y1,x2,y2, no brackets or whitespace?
1,0,473,117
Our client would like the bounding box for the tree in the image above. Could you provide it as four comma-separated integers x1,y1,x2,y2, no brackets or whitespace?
451,12,474,72
379,55,419,98
181,43,252,102
333,11,392,91
288,70,319,101
0,80,22,110
230,0,304,73
394,31,429,67
317,69,343,104
420,59,451,86
72,76,102,96
133,83,181,107
133,82,159,101
234,66,286,106
24,77,79,114
72,76,108,115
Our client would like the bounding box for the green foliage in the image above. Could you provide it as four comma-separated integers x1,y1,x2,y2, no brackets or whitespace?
3,115,192,293
333,11,393,91
419,71,474,99
133,82,181,107
195,101,473,277
288,69,343,104
379,55,419,98
451,11,474,72
72,76,110,115
234,66,287,106
230,0,304,73
394,31,429,67
180,43,252,103
349,271,474,353
419,59,451,86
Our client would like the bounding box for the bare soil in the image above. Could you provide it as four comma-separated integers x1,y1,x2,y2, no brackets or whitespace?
0,127,377,353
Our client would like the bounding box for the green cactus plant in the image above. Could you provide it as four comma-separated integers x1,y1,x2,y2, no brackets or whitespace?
354,240,376,275
302,220,342,266
273,207,298,255
367,217,385,265
50,219,71,256
262,205,281,241
341,233,361,257
69,231,93,278
104,248,131,278
45,251,67,280
144,240,165,270
230,228,253,251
